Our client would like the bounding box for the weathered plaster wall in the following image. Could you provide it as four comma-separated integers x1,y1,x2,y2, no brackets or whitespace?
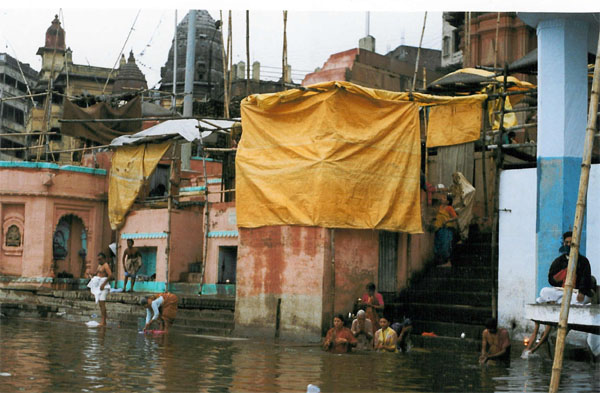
235,226,328,342
498,168,538,337
331,229,378,315
169,209,204,282
499,165,599,342
204,202,238,284
0,165,107,278
118,209,169,282
190,157,222,177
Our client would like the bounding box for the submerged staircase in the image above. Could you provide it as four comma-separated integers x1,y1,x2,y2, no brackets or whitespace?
390,228,496,342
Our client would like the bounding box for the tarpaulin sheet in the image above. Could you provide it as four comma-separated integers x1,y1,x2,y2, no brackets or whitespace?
237,82,425,232
108,142,171,230
62,96,142,144
426,101,482,147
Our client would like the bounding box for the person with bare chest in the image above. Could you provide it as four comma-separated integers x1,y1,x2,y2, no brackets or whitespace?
479,318,511,366
122,239,142,292
87,252,113,326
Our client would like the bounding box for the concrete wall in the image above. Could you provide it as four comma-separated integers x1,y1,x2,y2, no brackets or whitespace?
0,164,108,279
235,226,329,342
498,164,600,340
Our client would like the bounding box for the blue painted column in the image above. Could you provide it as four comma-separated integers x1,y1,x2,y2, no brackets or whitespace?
536,18,588,293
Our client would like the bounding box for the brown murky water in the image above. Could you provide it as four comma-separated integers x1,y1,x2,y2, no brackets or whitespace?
0,317,598,392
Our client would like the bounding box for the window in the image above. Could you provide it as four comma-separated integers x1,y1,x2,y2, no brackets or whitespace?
443,36,450,57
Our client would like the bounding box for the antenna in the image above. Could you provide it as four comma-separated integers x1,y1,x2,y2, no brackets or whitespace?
401,30,405,46
366,11,370,36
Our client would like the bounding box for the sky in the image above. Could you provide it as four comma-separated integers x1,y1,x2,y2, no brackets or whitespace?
0,1,596,89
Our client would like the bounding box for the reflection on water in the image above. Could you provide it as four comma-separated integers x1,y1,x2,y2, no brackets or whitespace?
0,318,598,392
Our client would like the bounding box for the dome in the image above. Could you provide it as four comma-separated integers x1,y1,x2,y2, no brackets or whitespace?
160,10,224,98
112,51,148,94
44,15,66,51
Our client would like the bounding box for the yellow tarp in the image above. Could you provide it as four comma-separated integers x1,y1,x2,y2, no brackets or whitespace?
108,142,172,230
426,101,483,147
236,81,486,232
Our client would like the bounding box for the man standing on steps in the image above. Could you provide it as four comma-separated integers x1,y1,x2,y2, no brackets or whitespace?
122,239,142,292
87,252,112,327
479,318,511,366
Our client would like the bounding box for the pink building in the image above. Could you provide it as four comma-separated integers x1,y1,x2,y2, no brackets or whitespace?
0,161,111,286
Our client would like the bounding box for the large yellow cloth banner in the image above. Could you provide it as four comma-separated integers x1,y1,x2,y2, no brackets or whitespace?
426,101,483,147
108,142,172,230
237,82,424,233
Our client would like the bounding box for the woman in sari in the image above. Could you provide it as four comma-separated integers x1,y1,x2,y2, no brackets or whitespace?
141,292,179,333
358,282,384,335
432,195,458,267
374,316,398,352
323,314,357,353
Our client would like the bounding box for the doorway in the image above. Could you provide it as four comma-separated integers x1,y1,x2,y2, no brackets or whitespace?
378,231,398,293
218,246,237,284
136,247,157,281
52,215,87,278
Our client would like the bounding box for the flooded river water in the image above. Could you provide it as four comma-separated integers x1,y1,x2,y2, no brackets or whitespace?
0,317,598,392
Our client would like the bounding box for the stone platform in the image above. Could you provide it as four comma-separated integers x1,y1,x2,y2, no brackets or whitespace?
0,287,235,336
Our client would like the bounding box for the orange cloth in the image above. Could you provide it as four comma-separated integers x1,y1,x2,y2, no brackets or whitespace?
426,101,482,147
433,205,458,230
152,292,179,324
323,327,358,354
361,293,384,334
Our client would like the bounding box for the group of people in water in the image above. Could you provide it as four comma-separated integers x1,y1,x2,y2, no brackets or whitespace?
323,282,412,354
323,282,512,366
86,238,178,332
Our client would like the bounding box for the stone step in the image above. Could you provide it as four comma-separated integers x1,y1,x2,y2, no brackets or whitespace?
410,320,486,341
179,296,235,310
425,266,496,279
176,308,235,321
411,277,495,293
407,303,492,325
395,290,492,307
411,334,481,351
171,325,234,336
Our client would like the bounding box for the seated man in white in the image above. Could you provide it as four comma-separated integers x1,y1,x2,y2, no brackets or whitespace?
524,231,596,358
536,231,595,305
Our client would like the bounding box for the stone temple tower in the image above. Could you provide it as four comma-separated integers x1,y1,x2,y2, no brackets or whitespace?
160,10,224,101
36,15,66,82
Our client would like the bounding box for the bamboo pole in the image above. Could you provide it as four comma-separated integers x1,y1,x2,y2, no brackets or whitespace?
0,132,58,137
227,11,233,109
282,11,288,89
489,64,508,320
59,116,239,123
411,12,427,93
246,10,250,97
549,32,600,393
0,92,47,102
493,13,501,70
37,14,62,162
481,100,489,218
165,144,176,290
220,11,229,118
197,133,211,294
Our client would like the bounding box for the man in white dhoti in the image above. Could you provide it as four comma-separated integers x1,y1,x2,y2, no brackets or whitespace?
87,252,112,326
